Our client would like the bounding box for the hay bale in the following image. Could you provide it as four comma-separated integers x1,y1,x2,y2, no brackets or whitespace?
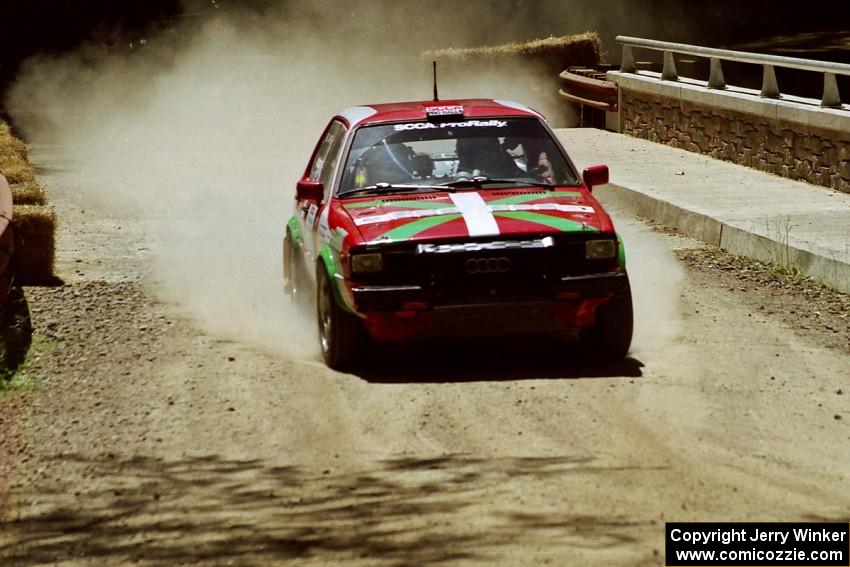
0,123,28,163
10,181,46,206
10,205,56,285
0,122,39,188
424,32,602,76
1,120,56,286
0,161,37,185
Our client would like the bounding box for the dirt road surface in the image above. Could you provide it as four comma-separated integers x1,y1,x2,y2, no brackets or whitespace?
1,146,848,566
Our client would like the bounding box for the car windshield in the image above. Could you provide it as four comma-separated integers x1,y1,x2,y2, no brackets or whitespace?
338,117,579,195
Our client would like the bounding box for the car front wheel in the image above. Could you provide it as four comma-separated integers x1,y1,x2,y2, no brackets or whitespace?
579,284,633,360
316,267,364,370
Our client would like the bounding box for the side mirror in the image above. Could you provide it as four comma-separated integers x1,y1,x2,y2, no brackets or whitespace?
296,180,324,203
582,165,609,192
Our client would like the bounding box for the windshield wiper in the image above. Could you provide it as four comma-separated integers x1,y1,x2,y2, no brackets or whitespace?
444,176,556,190
338,182,456,198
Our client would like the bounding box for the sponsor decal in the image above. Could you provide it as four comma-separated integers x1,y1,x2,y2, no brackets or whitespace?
316,205,332,265
491,203,594,215
305,203,318,228
393,119,507,131
331,227,348,252
425,104,464,117
417,237,555,254
344,198,449,210
353,207,460,226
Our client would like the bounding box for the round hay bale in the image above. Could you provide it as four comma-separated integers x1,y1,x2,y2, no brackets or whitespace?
11,205,56,285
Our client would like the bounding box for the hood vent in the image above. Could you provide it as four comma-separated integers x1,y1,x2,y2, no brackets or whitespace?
378,194,446,202
489,190,548,197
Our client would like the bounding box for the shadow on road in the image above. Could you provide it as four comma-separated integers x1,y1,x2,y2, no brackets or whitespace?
355,335,644,383
0,285,32,381
1,453,654,565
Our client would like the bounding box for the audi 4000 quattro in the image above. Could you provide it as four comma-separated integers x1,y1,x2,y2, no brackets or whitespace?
283,99,632,369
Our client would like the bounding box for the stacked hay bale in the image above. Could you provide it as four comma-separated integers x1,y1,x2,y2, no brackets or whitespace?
425,32,602,78
425,32,602,127
0,120,55,284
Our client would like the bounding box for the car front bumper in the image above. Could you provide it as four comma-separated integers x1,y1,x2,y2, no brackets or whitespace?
347,271,630,341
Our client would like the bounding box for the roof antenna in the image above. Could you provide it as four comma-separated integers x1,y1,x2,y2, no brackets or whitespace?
432,60,439,102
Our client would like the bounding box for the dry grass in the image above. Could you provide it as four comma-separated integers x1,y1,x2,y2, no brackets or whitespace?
0,122,35,183
1,119,55,284
11,205,56,285
1,161,37,185
9,181,46,206
0,122,27,159
424,32,601,74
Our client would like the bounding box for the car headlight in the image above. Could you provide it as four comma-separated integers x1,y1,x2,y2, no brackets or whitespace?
585,239,617,260
351,252,383,273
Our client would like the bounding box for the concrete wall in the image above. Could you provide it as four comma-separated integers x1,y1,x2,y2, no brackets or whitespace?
608,71,850,194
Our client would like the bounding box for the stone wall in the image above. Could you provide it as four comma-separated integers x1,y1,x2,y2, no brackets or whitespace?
618,87,850,194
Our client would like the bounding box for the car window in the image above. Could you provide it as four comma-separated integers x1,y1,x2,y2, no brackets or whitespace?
308,120,346,188
338,117,578,194
319,122,347,199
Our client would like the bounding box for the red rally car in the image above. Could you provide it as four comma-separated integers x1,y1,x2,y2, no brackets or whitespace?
283,99,632,369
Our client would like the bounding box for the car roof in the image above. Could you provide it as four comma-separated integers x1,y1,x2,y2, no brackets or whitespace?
336,98,543,128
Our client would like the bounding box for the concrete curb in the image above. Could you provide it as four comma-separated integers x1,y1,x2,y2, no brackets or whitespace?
597,183,850,294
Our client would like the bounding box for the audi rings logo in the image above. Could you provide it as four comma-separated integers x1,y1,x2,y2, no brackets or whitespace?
465,257,511,274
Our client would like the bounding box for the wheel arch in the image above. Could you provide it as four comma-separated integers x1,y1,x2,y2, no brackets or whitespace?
617,232,627,271
317,245,356,314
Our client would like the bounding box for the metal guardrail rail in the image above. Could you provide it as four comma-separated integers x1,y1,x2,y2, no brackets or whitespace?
616,35,850,108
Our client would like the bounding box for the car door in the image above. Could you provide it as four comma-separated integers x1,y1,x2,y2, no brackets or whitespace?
298,119,347,265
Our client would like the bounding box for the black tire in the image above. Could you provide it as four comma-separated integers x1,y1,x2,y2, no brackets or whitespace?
283,231,310,313
0,284,33,379
579,284,633,360
316,267,364,370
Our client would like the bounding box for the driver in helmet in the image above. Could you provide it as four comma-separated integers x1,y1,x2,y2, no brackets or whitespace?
455,137,524,179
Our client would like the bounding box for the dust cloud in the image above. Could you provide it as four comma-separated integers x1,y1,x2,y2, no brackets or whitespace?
6,0,685,360
613,217,684,354
5,2,579,358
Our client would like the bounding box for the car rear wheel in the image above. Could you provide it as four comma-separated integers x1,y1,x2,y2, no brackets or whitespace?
316,267,364,370
579,284,633,360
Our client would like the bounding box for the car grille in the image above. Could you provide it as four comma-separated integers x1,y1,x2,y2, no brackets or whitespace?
358,235,618,303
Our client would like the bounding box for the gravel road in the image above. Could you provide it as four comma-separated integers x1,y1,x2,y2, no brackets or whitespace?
1,148,848,566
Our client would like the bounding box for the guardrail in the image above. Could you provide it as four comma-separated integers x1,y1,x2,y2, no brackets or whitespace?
616,35,850,108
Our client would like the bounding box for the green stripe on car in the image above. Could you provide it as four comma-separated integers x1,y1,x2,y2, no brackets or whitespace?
378,213,463,241
493,211,597,233
344,199,449,210
488,191,580,206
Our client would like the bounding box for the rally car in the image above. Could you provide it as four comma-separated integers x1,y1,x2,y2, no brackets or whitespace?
283,99,632,369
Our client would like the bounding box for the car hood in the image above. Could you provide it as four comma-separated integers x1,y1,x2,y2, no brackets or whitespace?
341,188,611,244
